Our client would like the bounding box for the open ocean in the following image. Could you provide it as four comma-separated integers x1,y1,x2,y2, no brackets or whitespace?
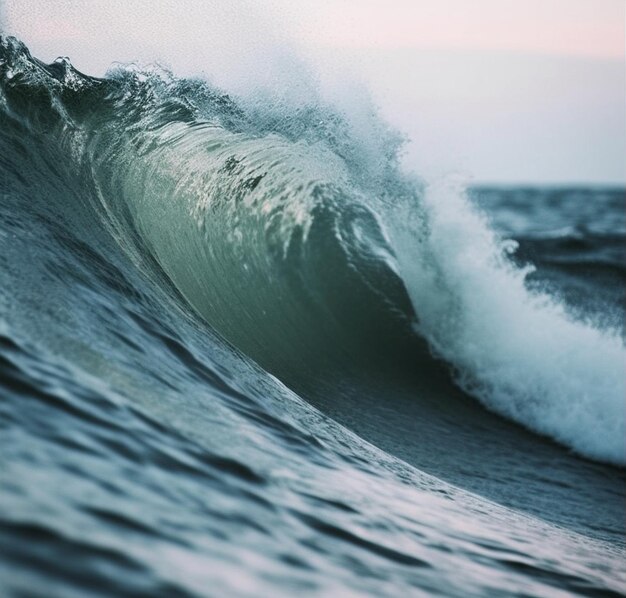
1,36,624,597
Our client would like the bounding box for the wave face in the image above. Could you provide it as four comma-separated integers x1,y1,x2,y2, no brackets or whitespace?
1,36,625,597
4,36,620,464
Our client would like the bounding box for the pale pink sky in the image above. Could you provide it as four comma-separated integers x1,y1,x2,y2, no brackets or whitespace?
282,0,624,59
3,0,625,184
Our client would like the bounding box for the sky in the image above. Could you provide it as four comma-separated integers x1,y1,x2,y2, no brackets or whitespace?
2,0,624,185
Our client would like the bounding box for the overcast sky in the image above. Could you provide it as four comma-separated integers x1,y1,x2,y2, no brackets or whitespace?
3,0,624,185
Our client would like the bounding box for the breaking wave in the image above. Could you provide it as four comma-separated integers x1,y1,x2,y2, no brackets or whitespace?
1,35,623,466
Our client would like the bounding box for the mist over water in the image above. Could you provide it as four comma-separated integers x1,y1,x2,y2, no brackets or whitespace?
0,9,624,596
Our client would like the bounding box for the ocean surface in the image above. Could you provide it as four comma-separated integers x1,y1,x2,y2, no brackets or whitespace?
0,36,624,597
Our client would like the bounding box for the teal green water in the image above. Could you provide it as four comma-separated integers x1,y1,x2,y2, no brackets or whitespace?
1,37,624,597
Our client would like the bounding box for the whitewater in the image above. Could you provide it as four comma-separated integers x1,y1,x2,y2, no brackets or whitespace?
1,35,625,597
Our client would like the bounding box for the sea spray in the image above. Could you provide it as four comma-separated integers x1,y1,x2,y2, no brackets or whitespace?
393,179,625,464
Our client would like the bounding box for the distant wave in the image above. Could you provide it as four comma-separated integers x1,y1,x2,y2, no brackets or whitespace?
1,35,623,465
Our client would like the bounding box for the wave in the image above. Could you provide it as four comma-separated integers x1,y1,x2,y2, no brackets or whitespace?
1,35,624,466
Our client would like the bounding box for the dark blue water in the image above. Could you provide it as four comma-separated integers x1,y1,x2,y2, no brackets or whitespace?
1,37,624,597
